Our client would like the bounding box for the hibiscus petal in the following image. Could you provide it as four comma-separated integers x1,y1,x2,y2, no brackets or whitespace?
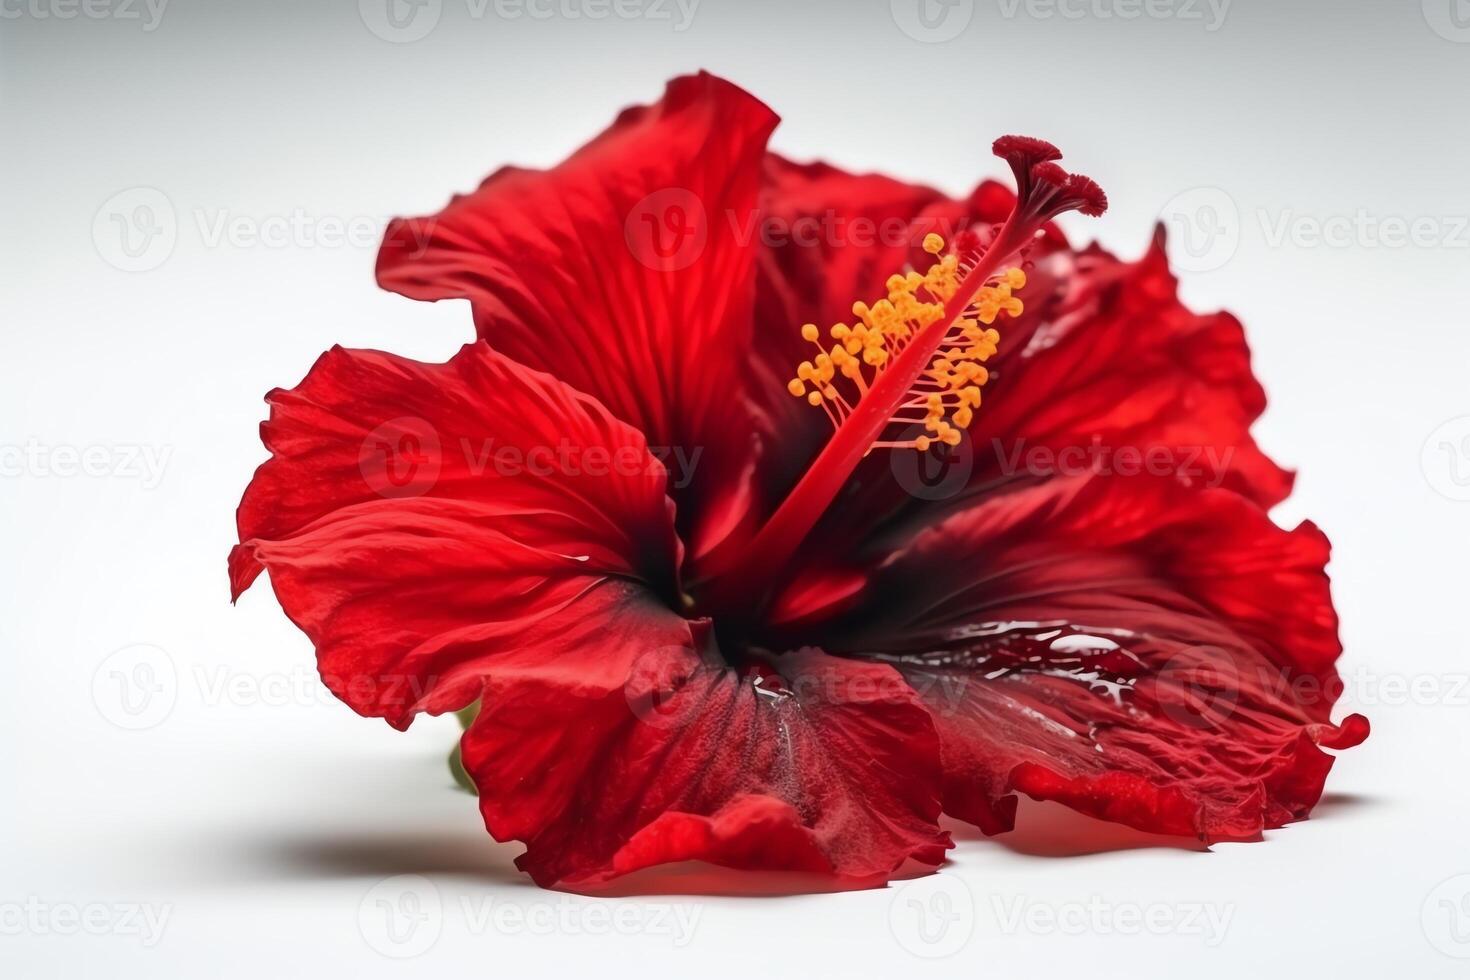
969,226,1294,508
230,342,681,728
461,632,949,888
831,473,1366,841
375,72,779,562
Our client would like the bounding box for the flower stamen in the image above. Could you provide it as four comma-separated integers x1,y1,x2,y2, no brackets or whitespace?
786,232,1026,453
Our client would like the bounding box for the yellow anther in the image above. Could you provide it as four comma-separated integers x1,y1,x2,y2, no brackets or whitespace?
788,236,1021,453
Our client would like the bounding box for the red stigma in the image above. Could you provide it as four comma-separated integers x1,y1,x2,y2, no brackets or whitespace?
1063,173,1108,217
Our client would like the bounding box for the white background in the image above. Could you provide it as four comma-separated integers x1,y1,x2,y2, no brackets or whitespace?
3,0,1468,976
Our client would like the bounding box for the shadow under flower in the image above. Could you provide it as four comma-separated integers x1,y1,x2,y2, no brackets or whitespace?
224,749,1383,897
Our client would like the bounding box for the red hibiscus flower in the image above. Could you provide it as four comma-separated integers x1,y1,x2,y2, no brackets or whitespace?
230,72,1367,890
